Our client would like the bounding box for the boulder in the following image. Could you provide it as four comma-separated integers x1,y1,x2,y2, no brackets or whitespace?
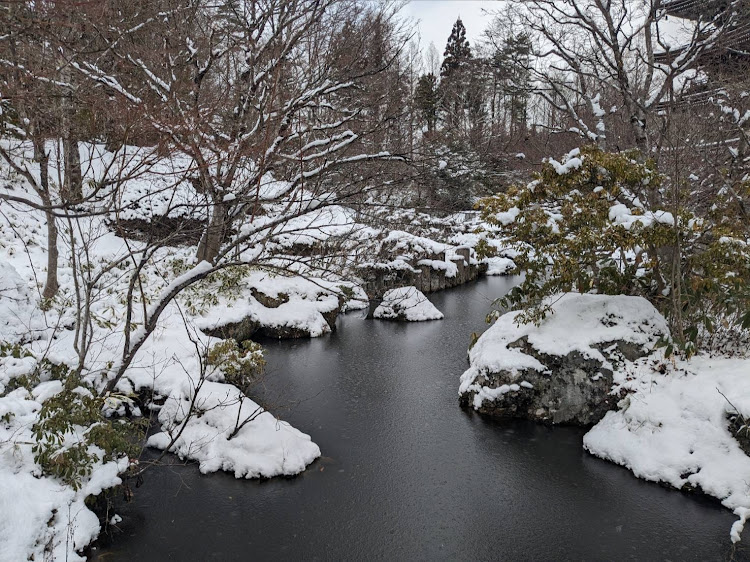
459,293,670,426
373,286,443,322
201,316,261,342
197,276,343,341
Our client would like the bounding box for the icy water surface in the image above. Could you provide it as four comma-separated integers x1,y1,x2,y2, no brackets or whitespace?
95,277,747,561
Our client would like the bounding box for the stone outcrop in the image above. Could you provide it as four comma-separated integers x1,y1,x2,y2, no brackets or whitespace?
199,284,342,341
459,337,647,425
459,293,670,426
201,316,261,342
372,286,444,322
360,246,487,318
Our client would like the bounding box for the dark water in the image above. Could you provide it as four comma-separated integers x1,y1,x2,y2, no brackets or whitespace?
95,277,747,561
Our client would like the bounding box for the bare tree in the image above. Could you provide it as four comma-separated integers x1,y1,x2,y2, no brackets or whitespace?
64,0,407,265
508,0,739,156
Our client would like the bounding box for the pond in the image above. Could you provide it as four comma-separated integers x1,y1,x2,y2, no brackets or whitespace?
93,277,745,561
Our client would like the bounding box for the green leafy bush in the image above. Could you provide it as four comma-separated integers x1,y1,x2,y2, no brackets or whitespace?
31,368,144,490
206,339,265,391
478,146,750,355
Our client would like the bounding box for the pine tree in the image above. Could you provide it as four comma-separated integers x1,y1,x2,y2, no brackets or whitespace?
491,32,532,135
414,73,440,133
440,18,472,79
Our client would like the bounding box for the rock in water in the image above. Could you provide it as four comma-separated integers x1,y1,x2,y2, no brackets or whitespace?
373,286,444,322
459,293,669,425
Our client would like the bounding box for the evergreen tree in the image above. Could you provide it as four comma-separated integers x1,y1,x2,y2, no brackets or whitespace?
440,18,472,78
439,18,474,134
491,32,532,135
414,73,440,133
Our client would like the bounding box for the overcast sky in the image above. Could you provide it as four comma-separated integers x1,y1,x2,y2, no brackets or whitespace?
402,1,500,56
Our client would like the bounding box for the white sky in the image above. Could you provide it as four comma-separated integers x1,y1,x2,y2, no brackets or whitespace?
402,1,500,56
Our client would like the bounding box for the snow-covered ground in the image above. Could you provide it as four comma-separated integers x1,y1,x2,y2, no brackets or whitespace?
0,421,128,562
0,145,330,559
584,353,750,544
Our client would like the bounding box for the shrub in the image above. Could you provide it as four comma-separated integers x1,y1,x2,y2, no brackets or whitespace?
31,366,144,490
478,146,750,355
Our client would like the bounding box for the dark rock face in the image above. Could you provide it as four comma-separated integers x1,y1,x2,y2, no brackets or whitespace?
111,216,207,246
729,413,750,457
320,298,344,331
201,316,260,342
460,335,652,426
250,288,289,309
258,324,318,339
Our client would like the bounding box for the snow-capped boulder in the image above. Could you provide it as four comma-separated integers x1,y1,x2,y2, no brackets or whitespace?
373,286,444,322
198,275,343,340
485,256,516,276
459,293,669,425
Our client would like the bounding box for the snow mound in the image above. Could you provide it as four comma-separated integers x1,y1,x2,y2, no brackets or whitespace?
584,354,750,544
0,258,42,344
485,256,515,276
148,381,321,478
374,286,443,321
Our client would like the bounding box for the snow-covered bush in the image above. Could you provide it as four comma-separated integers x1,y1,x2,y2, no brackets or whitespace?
30,369,143,490
206,339,265,389
478,146,750,355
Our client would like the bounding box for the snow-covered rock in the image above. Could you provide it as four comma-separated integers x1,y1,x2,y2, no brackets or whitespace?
459,293,669,425
373,286,444,322
485,256,515,276
198,274,343,340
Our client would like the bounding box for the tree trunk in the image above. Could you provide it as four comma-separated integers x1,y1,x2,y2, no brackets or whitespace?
63,136,83,202
41,208,60,301
33,139,59,300
196,202,229,264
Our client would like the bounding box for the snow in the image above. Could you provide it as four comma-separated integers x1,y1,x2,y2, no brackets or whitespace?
0,388,129,562
485,257,515,276
494,206,520,226
0,257,43,344
583,353,750,543
374,286,444,321
418,258,458,278
547,148,583,175
383,230,449,257
148,380,320,478
459,293,669,409
608,203,675,229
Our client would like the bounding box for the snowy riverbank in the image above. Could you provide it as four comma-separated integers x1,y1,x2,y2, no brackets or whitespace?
459,292,750,543
0,141,506,560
